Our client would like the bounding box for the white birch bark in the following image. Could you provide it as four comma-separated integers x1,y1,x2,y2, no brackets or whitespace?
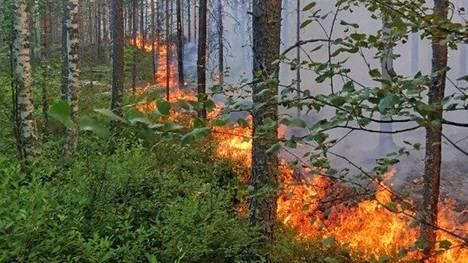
63,0,80,156
13,0,39,160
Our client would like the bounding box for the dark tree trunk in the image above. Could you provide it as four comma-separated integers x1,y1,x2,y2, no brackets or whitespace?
88,2,94,47
103,0,109,60
41,0,51,131
61,0,68,101
282,0,289,46
197,0,207,119
151,0,156,83
140,0,145,39
295,0,300,118
411,32,420,75
165,0,171,100
132,0,137,93
111,0,125,117
194,0,197,42
216,0,223,85
156,0,161,73
187,0,191,42
97,0,103,61
249,0,282,253
420,0,448,259
176,0,184,88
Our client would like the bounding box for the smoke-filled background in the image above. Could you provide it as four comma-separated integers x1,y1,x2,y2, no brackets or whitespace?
183,0,468,204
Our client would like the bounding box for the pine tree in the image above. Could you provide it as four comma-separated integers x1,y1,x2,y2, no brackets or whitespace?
249,0,282,254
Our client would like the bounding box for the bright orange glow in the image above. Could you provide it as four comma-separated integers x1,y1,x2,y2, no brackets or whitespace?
131,35,467,262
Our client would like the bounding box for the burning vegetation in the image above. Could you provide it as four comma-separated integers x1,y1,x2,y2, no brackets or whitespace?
131,37,468,263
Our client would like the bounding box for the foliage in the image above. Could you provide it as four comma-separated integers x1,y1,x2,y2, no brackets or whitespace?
0,137,254,262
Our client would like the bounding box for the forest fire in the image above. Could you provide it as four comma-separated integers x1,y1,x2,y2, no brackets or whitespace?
131,36,180,97
131,36,467,263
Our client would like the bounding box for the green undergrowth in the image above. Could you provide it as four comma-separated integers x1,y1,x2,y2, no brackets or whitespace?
0,51,357,263
0,132,358,263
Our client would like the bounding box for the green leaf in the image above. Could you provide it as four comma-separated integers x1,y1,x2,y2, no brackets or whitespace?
178,100,191,110
330,95,346,107
212,117,229,127
145,253,159,263
445,103,457,111
128,117,153,126
302,2,316,11
94,109,128,124
343,81,355,92
300,19,313,29
385,202,398,213
181,133,195,144
266,143,281,155
439,240,452,250
456,75,468,82
378,94,399,112
281,118,306,128
78,116,109,137
369,68,381,78
49,101,73,128
237,118,249,128
157,100,171,115
181,127,211,144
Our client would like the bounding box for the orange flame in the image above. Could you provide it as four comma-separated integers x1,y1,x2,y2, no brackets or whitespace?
131,35,467,262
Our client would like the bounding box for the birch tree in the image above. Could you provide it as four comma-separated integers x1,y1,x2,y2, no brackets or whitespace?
63,0,80,156
12,0,40,161
378,15,396,154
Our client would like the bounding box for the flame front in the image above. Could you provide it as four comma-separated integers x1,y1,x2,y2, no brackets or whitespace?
130,36,467,262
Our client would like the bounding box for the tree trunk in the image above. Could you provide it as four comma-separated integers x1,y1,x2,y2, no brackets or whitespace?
41,0,52,132
63,0,80,156
249,0,282,253
151,0,156,84
197,0,207,118
140,0,145,39
31,1,41,62
282,0,289,47
132,0,137,93
295,0,300,118
111,0,125,117
379,16,396,153
411,32,420,75
420,0,448,259
194,0,197,43
12,0,40,161
102,0,109,61
187,0,191,42
61,0,68,100
156,0,161,73
460,42,467,77
165,0,171,100
216,0,224,85
97,0,103,61
88,2,94,47
176,0,184,88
